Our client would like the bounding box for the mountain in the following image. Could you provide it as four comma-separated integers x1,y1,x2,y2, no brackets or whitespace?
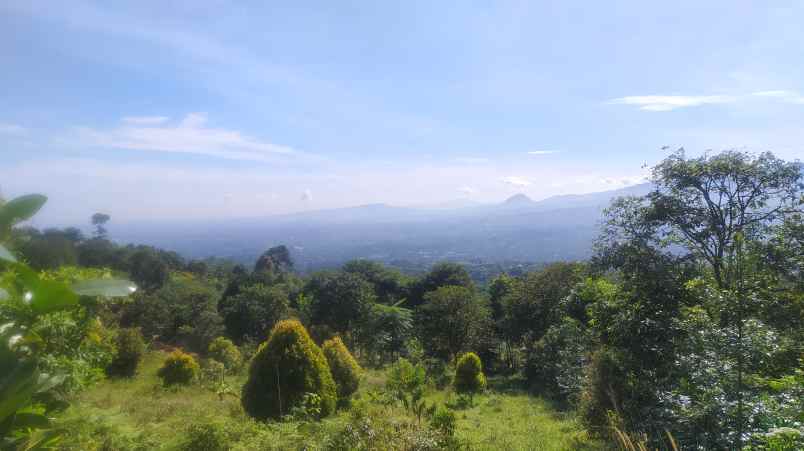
114,183,653,270
503,193,534,206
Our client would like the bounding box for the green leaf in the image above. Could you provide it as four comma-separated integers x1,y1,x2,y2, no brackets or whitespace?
0,194,47,231
71,279,138,298
10,412,51,430
0,244,16,263
0,358,39,424
15,265,79,314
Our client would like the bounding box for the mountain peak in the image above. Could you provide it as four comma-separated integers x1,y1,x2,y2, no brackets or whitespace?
503,193,533,205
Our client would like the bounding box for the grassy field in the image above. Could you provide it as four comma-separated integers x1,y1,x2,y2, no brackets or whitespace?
55,351,608,450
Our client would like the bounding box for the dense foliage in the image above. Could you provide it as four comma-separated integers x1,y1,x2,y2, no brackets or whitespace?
157,350,200,386
106,327,146,377
322,336,362,401
241,319,337,420
453,352,486,398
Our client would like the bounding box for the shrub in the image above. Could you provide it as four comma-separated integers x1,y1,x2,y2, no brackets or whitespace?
322,336,362,401
208,337,242,372
241,319,337,420
453,352,486,399
386,358,427,412
157,350,200,386
107,327,146,377
524,317,589,402
181,422,227,451
430,406,456,437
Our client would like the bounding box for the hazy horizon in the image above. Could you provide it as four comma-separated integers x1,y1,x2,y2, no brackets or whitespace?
3,1,804,225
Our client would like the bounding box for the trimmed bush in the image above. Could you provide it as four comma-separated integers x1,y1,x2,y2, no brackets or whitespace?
453,352,486,398
106,327,146,377
241,320,337,420
157,350,200,386
322,336,361,401
207,337,242,372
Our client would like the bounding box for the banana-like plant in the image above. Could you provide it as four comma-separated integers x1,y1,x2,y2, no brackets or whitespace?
0,194,136,450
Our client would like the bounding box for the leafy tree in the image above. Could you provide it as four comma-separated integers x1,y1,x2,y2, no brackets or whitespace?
453,352,486,401
219,283,289,343
91,213,111,239
416,286,489,361
241,320,337,420
408,262,474,308
499,262,584,345
254,245,293,273
305,271,376,339
128,248,170,291
15,227,79,270
120,277,223,352
343,259,410,304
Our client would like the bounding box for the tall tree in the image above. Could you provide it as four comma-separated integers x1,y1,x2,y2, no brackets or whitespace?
416,285,489,361
91,213,111,239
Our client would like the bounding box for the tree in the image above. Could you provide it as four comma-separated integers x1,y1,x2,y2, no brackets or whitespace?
91,213,111,239
408,262,474,308
454,352,486,402
597,150,803,448
416,286,489,361
254,245,293,273
343,259,410,304
499,262,584,345
219,283,289,343
128,249,169,290
646,150,801,290
304,271,376,340
241,320,337,420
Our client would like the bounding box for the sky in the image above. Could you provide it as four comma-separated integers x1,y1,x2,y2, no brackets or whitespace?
2,0,804,226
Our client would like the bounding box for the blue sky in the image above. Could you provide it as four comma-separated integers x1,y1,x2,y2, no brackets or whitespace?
2,1,803,225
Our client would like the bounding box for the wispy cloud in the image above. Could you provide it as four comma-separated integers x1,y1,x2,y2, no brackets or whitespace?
74,113,301,162
122,116,170,125
458,186,476,195
610,95,737,111
751,90,804,104
501,176,531,187
0,123,26,135
527,150,561,155
301,189,312,202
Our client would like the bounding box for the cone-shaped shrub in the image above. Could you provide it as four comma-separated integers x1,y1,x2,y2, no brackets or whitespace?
157,350,200,386
322,336,361,401
453,352,486,396
241,320,337,420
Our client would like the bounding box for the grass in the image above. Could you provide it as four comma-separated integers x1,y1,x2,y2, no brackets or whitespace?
55,351,608,450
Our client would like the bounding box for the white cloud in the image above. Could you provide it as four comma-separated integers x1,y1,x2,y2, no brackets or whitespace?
301,189,312,202
501,176,531,187
610,95,737,111
0,123,26,135
74,113,300,162
751,90,804,104
527,150,561,155
458,186,476,195
121,116,170,125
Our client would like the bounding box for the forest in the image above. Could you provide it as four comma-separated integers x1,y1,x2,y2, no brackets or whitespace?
1,150,803,450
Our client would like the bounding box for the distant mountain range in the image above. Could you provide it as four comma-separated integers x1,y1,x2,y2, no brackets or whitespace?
114,183,653,271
